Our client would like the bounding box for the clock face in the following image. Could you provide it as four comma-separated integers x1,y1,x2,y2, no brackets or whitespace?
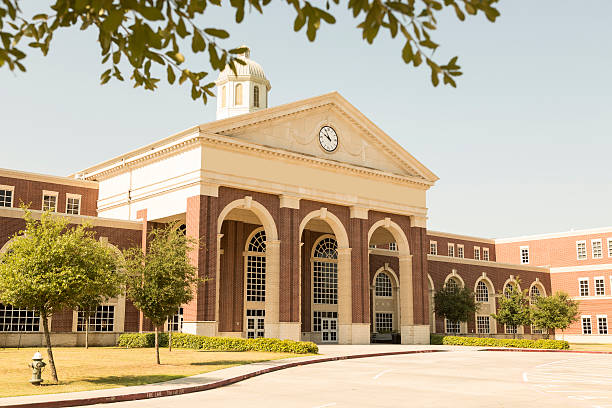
319,126,338,152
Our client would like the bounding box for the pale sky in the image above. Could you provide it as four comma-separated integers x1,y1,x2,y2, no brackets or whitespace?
1,1,610,238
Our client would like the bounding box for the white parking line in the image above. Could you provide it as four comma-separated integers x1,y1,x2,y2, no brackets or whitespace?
373,369,393,380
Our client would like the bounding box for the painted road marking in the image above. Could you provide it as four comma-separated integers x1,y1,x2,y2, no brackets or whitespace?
373,369,393,380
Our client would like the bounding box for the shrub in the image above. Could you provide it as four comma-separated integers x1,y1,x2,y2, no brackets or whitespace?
430,334,569,350
117,333,318,354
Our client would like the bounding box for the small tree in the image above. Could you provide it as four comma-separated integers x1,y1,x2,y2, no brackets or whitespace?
123,223,199,364
531,292,579,340
0,209,119,382
492,284,531,339
434,286,479,330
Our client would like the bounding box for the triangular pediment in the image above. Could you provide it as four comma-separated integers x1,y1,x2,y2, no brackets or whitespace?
199,92,438,184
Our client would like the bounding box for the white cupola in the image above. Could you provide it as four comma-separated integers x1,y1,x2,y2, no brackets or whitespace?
215,47,271,120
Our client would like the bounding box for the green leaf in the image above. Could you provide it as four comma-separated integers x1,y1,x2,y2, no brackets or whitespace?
203,28,230,39
167,65,176,84
140,7,165,21
191,30,206,53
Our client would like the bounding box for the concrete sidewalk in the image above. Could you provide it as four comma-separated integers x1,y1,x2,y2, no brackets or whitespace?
0,345,459,408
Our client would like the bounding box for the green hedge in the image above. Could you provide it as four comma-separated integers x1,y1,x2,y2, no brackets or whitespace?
430,334,569,350
117,333,318,354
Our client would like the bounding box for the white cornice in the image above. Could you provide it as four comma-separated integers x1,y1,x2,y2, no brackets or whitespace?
550,264,612,274
427,254,549,273
495,227,612,243
0,207,142,230
427,230,495,244
0,168,98,189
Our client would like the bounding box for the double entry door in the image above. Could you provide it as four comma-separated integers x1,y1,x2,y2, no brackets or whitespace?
321,317,337,342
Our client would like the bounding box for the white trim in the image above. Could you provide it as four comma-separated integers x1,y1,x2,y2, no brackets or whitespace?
482,247,490,261
65,193,82,215
474,246,481,261
447,243,455,258
0,206,142,230
427,230,495,244
594,276,606,296
576,240,588,260
41,190,59,212
520,245,530,265
456,244,464,259
550,263,612,273
495,226,612,243
592,239,603,259
429,240,438,256
608,238,612,258
0,168,98,189
571,295,612,300
427,254,549,273
0,184,15,207
444,270,465,288
578,277,589,297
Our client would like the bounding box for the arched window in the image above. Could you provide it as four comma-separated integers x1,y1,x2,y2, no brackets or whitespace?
312,236,338,305
375,273,392,297
246,229,266,302
476,281,489,302
530,285,541,302
504,283,516,299
445,277,459,293
221,86,226,107
253,85,260,108
235,83,243,105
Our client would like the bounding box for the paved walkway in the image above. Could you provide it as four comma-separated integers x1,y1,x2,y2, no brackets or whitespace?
0,345,461,408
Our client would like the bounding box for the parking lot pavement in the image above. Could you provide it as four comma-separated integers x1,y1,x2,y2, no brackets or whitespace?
93,350,612,408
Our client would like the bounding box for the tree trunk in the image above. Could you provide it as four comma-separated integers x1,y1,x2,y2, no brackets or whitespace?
85,312,90,349
154,326,160,365
169,323,172,352
41,312,59,382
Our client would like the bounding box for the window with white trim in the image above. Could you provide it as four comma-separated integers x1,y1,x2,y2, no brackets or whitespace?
483,248,490,261
579,278,589,297
0,185,14,207
457,245,464,258
476,281,489,302
168,307,184,332
474,247,481,260
530,285,541,302
592,239,603,259
476,316,490,334
42,191,58,212
445,277,459,293
576,241,587,260
520,246,529,264
313,311,337,332
608,238,612,258
595,277,605,296
375,313,393,332
598,316,608,335
0,304,40,332
246,229,266,302
389,242,397,251
430,241,437,255
445,319,460,334
582,316,592,334
448,243,455,257
313,237,338,305
504,283,516,299
505,325,517,334
77,305,115,332
375,273,393,297
66,194,81,215
246,309,265,338
532,326,544,334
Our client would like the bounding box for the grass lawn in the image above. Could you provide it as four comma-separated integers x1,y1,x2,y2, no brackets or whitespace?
569,343,612,352
0,347,296,398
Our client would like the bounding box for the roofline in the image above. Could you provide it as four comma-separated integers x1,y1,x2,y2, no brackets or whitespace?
495,226,612,244
427,230,495,244
427,254,550,273
1,168,98,189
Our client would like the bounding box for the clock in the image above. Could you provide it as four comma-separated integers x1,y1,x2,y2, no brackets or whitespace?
319,126,338,152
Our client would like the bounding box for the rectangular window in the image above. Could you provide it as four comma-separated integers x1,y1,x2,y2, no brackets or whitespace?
582,316,592,334
388,242,397,251
313,261,338,304
476,316,490,334
167,307,184,332
592,239,603,259
66,194,81,215
457,245,464,258
483,248,490,261
474,247,481,260
595,277,605,296
577,241,587,260
505,325,517,334
0,304,40,332
448,243,455,257
0,185,14,207
375,313,393,333
579,278,589,297
246,254,266,302
77,305,115,332
520,246,530,264
313,311,337,332
598,316,608,335
445,319,460,334
430,241,438,255
532,325,543,334
246,309,265,339
608,238,612,258
42,191,58,212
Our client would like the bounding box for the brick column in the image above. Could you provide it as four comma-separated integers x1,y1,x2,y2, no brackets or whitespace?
183,195,218,336
347,208,370,345
278,203,301,340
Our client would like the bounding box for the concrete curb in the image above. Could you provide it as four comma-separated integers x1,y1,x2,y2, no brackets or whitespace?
2,349,445,408
481,348,612,355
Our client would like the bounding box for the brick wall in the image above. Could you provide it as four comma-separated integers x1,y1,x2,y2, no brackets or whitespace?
427,233,496,262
